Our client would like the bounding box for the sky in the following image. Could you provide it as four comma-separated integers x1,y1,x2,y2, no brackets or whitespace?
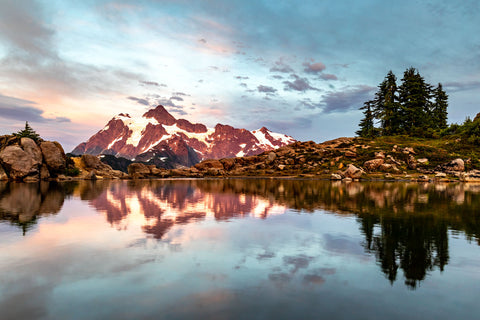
0,0,479,151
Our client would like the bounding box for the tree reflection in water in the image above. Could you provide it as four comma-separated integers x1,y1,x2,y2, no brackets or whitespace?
0,179,479,289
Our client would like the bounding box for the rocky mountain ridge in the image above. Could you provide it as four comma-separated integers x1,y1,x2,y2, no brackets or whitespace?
72,105,296,168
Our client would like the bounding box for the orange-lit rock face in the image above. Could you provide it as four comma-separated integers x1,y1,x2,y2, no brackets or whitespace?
72,105,296,167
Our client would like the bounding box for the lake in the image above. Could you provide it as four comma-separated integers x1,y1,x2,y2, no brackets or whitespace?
1,179,479,319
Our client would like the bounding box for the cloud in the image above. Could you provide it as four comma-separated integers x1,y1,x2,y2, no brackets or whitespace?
127,96,149,106
140,80,167,87
303,61,326,74
443,81,480,92
198,38,207,44
320,73,338,81
283,74,319,92
239,83,248,88
320,85,375,113
172,92,190,96
299,98,323,109
170,96,184,101
270,59,294,73
235,76,249,80
272,75,283,80
0,0,141,98
257,85,277,93
0,93,71,123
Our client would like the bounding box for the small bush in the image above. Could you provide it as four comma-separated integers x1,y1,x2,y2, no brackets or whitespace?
65,167,80,177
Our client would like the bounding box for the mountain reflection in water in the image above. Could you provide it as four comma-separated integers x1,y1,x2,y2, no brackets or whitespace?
1,179,480,290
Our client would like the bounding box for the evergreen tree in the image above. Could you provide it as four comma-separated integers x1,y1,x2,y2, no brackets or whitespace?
398,67,432,135
356,101,376,138
373,71,400,135
14,121,41,142
431,83,448,130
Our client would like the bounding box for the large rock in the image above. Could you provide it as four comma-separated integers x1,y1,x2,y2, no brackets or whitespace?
0,145,39,180
40,141,66,173
20,138,42,165
364,159,384,172
81,154,105,170
343,164,364,179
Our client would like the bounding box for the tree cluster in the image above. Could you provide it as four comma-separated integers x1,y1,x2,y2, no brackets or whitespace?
357,68,448,138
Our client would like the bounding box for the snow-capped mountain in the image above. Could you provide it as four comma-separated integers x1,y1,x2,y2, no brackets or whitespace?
72,105,296,167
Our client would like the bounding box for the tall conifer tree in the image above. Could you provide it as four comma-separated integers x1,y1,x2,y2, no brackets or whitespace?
431,83,448,130
398,67,432,135
373,71,400,135
356,101,376,138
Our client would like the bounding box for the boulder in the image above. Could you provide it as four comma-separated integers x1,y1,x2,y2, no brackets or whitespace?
435,172,447,178
364,158,384,172
81,154,105,170
20,138,42,165
278,164,286,170
127,163,151,176
330,173,342,180
343,164,364,179
0,145,39,180
40,141,66,173
417,158,429,164
379,163,400,173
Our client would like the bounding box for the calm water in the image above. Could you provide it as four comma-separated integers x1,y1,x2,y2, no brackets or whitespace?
1,179,479,319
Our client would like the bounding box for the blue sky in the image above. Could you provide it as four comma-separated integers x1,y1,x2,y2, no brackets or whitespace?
0,0,479,150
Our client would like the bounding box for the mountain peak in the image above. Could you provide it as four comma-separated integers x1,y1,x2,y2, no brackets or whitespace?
143,105,176,125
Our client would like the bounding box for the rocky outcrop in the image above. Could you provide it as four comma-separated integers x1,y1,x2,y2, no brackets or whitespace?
0,136,75,181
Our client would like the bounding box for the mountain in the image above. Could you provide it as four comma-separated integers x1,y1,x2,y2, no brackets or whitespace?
72,105,296,168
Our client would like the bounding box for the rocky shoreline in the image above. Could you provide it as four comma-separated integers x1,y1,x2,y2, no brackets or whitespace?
1,135,479,183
